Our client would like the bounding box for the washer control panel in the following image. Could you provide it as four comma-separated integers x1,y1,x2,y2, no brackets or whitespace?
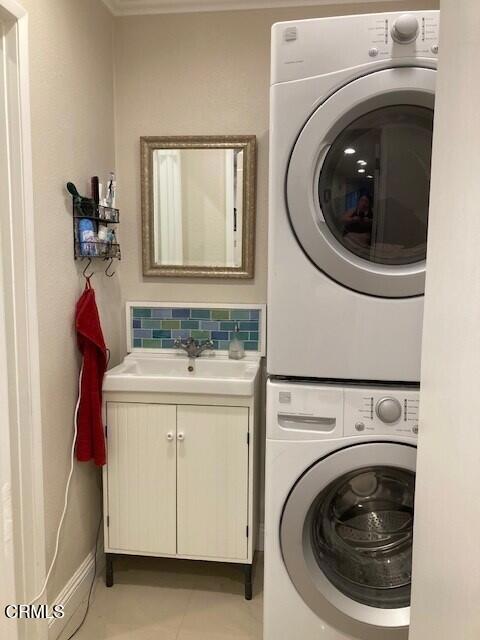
267,380,420,441
344,388,419,438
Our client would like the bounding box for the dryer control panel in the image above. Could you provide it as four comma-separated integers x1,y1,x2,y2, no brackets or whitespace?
344,388,419,438
367,12,439,59
271,10,439,85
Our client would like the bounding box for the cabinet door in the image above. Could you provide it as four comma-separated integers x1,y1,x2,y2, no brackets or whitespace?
106,402,177,555
177,405,249,560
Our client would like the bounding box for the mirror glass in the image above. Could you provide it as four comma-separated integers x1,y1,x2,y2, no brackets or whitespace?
153,148,243,267
141,136,256,278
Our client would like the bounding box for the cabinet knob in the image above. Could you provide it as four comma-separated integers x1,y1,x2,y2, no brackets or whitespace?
177,432,185,441
166,432,174,441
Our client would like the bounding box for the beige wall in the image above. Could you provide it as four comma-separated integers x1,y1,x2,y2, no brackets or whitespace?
22,0,122,600
114,0,439,319
410,1,480,637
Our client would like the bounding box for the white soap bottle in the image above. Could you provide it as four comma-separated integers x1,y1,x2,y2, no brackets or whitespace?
228,323,245,360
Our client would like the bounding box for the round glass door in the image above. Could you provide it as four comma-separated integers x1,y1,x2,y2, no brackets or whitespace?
310,465,415,609
280,442,416,628
318,105,433,267
286,67,436,298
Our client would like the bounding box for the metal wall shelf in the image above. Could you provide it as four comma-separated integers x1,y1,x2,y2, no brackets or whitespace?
71,198,121,263
73,202,120,223
74,241,121,260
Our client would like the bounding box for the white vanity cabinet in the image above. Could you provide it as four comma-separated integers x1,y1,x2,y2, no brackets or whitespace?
102,387,260,599
176,405,249,560
105,402,177,555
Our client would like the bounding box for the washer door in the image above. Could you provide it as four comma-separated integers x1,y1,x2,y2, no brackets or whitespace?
286,67,435,298
280,442,416,629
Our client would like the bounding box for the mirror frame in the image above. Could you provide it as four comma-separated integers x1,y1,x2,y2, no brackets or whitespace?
140,135,257,278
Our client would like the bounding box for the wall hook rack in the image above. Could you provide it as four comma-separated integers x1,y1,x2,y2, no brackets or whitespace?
105,258,115,278
82,258,95,279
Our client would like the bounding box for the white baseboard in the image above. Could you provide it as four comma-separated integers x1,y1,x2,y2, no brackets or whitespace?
256,523,264,552
48,548,104,640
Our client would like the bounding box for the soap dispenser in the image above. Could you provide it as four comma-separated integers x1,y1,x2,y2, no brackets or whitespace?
228,323,245,360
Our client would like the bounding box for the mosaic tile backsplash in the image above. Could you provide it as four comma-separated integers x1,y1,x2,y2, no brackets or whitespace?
131,306,261,352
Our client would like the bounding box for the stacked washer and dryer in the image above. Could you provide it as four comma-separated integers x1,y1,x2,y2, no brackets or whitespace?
265,11,439,640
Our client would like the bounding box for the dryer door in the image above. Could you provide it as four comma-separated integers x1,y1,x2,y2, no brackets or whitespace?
280,442,416,628
286,67,435,298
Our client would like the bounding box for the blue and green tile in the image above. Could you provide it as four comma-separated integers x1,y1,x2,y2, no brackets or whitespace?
191,309,210,319
161,320,180,329
152,329,172,339
181,320,199,330
131,306,262,352
133,308,151,318
211,309,230,320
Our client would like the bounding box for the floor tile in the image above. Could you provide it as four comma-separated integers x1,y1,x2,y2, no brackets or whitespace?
176,632,255,640
178,589,262,638
68,621,133,640
59,554,263,640
94,582,192,627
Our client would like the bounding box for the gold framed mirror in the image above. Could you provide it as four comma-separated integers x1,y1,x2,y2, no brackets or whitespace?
140,135,256,278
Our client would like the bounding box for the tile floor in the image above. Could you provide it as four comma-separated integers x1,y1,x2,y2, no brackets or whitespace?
59,555,263,640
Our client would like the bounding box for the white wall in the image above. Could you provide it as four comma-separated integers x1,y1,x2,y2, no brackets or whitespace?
409,1,480,637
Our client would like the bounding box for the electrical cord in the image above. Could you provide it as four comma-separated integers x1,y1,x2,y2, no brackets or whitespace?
65,513,102,640
28,364,84,606
63,348,110,635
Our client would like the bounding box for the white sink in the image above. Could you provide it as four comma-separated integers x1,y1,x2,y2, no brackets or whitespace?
104,353,261,396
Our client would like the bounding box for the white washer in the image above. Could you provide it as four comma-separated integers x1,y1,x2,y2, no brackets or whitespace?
268,11,439,382
264,379,419,640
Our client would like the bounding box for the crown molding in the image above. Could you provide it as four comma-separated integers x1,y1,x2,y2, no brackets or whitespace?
102,0,399,17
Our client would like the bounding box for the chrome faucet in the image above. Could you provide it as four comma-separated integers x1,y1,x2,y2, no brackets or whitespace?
174,337,214,358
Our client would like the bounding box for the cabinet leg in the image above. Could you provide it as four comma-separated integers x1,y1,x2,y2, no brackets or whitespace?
244,563,253,601
106,553,114,587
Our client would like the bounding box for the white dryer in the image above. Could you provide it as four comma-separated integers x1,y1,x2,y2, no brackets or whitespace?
268,11,439,382
264,379,419,640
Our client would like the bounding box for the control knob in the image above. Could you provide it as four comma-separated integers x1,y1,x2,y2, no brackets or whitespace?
375,397,402,424
391,14,419,44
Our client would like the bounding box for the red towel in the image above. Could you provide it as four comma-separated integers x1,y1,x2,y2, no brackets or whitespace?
75,278,108,466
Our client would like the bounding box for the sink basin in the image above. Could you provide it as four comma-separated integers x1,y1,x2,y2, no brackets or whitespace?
104,353,261,396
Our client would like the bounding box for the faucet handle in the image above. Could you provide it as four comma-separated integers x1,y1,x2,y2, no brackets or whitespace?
174,338,183,348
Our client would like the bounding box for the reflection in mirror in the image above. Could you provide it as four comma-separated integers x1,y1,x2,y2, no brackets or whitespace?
319,106,433,266
141,136,256,278
153,148,243,268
